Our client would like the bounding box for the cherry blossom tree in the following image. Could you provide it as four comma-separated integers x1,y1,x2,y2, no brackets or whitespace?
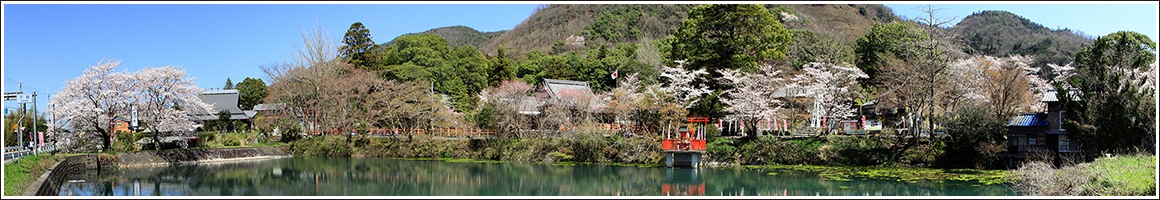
598,73,643,126
715,61,789,131
481,80,537,138
947,55,1053,118
788,62,868,129
48,59,132,151
133,66,215,150
658,60,711,108
49,59,213,151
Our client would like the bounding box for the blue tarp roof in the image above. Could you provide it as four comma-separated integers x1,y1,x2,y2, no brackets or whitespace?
1007,113,1048,127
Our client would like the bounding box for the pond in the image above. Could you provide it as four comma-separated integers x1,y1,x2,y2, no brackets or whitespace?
59,157,1015,196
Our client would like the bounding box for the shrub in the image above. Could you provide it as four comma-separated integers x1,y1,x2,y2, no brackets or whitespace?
569,133,607,162
706,137,736,163
200,131,218,142
1011,161,1089,195
279,123,303,143
704,125,720,142
112,131,137,152
937,104,1007,169
222,137,240,147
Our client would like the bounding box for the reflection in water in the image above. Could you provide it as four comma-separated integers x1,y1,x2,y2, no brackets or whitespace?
662,168,704,196
60,157,1014,196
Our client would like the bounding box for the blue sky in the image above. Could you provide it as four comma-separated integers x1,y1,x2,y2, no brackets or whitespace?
3,3,539,114
3,2,1158,115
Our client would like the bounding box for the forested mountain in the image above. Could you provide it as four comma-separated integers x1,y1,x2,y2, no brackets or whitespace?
953,10,1094,69
478,4,694,55
380,5,1095,72
381,4,897,63
773,4,898,41
381,25,505,49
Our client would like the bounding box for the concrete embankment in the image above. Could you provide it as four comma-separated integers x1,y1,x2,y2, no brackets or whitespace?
24,146,290,196
115,146,291,168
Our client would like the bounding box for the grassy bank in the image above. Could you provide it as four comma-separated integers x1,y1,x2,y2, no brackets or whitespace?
1011,154,1155,196
3,154,66,196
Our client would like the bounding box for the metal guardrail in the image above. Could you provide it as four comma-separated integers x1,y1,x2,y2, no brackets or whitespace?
3,144,61,162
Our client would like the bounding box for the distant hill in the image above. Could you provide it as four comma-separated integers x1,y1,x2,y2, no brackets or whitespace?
953,10,1094,68
478,4,694,55
381,25,504,50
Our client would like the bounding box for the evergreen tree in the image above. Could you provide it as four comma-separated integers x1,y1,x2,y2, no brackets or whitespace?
224,77,234,89
668,4,791,118
1061,31,1157,154
341,22,382,70
489,45,514,87
236,77,268,110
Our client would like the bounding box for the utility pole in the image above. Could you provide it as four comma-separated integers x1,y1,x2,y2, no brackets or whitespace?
32,92,38,156
19,80,25,150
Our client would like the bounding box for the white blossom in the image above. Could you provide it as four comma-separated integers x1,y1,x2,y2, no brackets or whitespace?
787,62,868,127
716,63,788,123
659,60,711,108
948,55,1054,112
48,59,213,151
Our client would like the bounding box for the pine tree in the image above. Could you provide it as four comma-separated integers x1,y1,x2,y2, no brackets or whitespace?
341,22,382,70
224,77,234,89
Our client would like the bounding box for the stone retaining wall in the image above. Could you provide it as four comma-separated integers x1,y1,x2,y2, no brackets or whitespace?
25,155,93,196
116,146,290,168
26,146,290,196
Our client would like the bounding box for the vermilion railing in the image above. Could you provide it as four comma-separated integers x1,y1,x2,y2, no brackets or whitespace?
310,128,497,137
558,123,637,132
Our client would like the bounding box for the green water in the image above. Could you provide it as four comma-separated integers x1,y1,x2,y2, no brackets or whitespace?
59,157,1015,196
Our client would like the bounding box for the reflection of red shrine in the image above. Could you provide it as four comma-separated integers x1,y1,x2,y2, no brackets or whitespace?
661,183,706,196
662,117,708,168
661,168,705,196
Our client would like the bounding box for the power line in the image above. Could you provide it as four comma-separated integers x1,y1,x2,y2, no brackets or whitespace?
3,76,43,94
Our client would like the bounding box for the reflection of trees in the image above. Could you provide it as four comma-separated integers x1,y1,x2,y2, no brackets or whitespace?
61,157,1013,196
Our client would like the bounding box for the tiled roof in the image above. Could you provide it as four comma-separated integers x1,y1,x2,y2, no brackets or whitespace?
190,89,249,121
253,103,284,111
543,78,593,106
1007,113,1048,127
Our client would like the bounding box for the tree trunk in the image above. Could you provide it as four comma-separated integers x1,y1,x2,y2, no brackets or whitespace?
101,132,112,152
153,131,161,151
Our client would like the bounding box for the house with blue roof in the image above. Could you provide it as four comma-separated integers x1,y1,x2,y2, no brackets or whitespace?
1005,89,1080,167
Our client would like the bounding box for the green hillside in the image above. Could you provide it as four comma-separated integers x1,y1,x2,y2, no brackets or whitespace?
953,10,1094,68
479,4,694,55
381,25,505,49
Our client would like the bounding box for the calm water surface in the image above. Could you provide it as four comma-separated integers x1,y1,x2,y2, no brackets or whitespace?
59,157,1015,196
